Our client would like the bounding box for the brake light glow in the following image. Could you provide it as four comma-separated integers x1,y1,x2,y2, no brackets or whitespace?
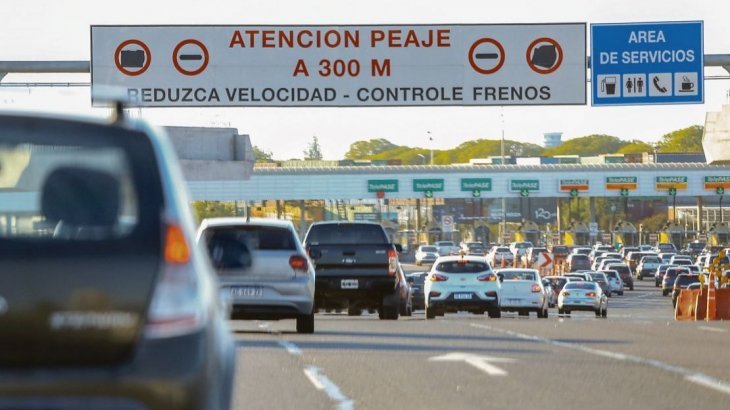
586,292,597,297
531,284,542,293
164,224,190,264
561,291,571,296
429,291,442,297
289,255,308,271
388,249,397,276
484,291,498,298
430,273,449,282
477,274,497,282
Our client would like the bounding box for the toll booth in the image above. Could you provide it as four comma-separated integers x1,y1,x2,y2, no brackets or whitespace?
708,222,730,246
514,220,540,244
563,221,590,246
473,222,491,245
612,220,638,247
659,221,685,249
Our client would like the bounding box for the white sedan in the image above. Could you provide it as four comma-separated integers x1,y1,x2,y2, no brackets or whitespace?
424,256,501,319
558,281,608,318
495,268,549,318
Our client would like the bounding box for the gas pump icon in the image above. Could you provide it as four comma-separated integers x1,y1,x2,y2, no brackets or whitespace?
601,76,617,95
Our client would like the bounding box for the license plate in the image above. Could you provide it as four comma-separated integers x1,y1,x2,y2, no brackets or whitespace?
230,286,263,297
454,293,472,300
508,298,522,304
341,279,359,289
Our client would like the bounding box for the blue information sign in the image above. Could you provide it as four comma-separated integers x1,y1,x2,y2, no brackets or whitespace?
591,21,703,106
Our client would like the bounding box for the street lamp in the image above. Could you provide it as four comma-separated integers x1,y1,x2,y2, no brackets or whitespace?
652,142,659,163
427,131,434,165
416,153,426,165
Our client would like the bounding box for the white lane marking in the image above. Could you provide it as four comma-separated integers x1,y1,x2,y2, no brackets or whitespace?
303,365,354,410
278,340,303,356
698,326,727,333
429,353,515,376
469,323,730,396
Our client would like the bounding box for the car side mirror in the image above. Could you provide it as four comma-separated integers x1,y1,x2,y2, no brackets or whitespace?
394,244,403,253
308,248,322,260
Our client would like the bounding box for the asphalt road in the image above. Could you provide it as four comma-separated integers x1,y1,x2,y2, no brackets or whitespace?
230,264,730,410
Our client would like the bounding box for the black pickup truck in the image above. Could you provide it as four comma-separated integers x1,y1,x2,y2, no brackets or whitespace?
303,222,403,320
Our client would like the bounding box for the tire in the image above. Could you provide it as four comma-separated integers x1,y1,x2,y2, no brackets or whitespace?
379,306,399,320
637,274,643,280
488,309,501,318
619,291,624,296
602,306,608,318
595,308,601,317
347,307,362,316
404,304,413,317
296,312,315,334
519,311,529,317
543,308,549,319
662,289,669,297
565,310,571,315
558,308,564,315
426,306,436,319
629,285,634,291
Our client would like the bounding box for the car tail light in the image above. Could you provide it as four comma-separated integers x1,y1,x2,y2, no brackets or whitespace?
164,224,190,264
289,255,308,272
429,291,442,297
586,292,596,297
388,249,397,276
561,291,570,296
531,284,542,293
430,273,449,282
477,274,497,282
484,291,498,298
146,222,204,339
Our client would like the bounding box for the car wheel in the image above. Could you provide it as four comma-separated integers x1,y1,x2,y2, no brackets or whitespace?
619,291,624,296
379,306,399,320
405,304,413,317
296,312,315,334
602,306,608,318
629,285,634,291
488,309,501,319
519,311,529,317
426,306,436,319
662,289,669,296
558,307,564,315
595,308,601,317
347,307,362,316
637,274,642,280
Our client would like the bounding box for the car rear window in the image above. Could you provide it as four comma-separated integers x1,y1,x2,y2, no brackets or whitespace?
306,223,387,245
610,265,630,275
564,282,597,290
408,273,428,284
675,275,700,286
0,117,161,244
604,271,619,279
642,256,661,264
421,246,437,252
546,277,568,288
204,225,296,251
435,261,490,273
499,270,537,280
495,247,510,253
571,254,589,261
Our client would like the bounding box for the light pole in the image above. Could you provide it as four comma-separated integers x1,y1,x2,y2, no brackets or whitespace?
500,107,506,244
652,142,659,163
416,153,426,165
427,131,434,165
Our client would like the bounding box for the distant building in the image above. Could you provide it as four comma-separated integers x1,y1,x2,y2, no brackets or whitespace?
543,132,563,148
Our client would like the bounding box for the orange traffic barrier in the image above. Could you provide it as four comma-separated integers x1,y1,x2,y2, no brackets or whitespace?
695,288,708,320
715,288,730,320
675,289,700,321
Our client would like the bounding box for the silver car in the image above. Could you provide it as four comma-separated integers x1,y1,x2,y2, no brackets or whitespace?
198,217,316,333
415,245,439,265
603,269,625,296
558,281,608,317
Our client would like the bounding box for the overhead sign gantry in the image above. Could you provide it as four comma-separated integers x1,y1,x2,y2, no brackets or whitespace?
91,24,586,107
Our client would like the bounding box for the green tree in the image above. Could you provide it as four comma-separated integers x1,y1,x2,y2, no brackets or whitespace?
656,125,703,152
617,141,653,154
253,145,274,162
543,134,626,156
303,136,324,160
191,201,239,223
344,138,397,159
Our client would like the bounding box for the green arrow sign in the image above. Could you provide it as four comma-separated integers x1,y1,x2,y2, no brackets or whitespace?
472,190,481,198
424,190,434,198
718,187,726,195
413,179,444,192
520,189,530,197
570,189,579,198
620,188,629,197
668,187,677,196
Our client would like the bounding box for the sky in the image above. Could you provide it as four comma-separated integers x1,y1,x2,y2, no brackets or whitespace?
1,0,729,159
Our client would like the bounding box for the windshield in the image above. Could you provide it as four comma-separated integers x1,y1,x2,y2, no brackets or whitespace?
564,282,598,290
306,223,387,245
435,260,490,273
420,246,437,252
499,270,537,280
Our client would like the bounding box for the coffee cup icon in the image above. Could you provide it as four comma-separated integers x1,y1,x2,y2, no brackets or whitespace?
601,76,617,95
680,76,694,92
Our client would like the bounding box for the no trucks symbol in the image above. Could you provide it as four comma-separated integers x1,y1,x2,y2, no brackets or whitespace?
526,37,563,74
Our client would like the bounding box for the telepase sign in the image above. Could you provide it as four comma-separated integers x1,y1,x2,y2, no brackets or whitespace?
90,24,586,107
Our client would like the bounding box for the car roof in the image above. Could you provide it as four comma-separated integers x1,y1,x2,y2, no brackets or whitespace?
495,268,539,273
436,255,488,262
200,217,295,229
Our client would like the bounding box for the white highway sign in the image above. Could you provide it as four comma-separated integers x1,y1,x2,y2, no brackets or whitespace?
91,24,586,107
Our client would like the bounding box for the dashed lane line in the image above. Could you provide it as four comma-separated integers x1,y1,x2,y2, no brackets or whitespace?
468,322,730,397
278,340,303,356
698,326,728,333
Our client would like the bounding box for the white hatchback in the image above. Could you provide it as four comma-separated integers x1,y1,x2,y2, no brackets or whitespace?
558,281,608,317
496,268,549,318
424,256,501,319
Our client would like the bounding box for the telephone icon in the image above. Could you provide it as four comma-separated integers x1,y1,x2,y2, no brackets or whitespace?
652,76,668,93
